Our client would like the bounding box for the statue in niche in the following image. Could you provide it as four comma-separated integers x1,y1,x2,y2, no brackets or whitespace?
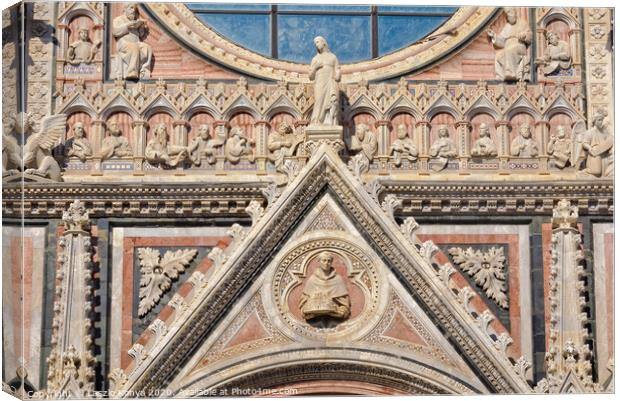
536,30,572,76
188,124,216,166
112,3,152,79
99,121,133,160
225,127,255,164
144,123,189,167
429,125,457,171
510,124,539,157
299,252,350,322
65,122,92,162
350,123,378,162
546,126,572,168
389,124,418,166
487,8,532,81
574,110,613,177
67,26,101,65
2,116,22,176
268,121,303,173
309,36,341,126
471,123,498,158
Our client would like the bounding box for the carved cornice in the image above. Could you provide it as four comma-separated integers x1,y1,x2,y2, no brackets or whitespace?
144,5,496,83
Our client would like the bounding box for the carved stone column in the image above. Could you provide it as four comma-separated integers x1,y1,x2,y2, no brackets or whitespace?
455,120,471,169
495,120,510,158
536,120,550,172
132,119,148,171
173,119,190,147
254,120,270,171
213,120,229,172
539,199,595,393
375,120,391,156
416,120,431,172
46,200,95,398
90,119,105,155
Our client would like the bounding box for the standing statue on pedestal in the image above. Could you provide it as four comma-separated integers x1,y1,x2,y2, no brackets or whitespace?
510,124,538,157
113,3,152,79
65,122,92,162
309,36,341,126
67,26,101,65
487,8,532,81
574,111,613,177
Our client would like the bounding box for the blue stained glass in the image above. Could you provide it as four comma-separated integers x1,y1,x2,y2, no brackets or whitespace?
378,6,457,14
277,15,371,63
277,5,371,12
188,4,271,11
378,15,449,55
196,14,271,56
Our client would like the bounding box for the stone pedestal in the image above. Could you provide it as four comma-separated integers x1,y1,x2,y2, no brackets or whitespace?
304,124,344,155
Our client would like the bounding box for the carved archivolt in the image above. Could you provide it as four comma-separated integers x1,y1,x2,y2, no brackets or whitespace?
145,4,496,83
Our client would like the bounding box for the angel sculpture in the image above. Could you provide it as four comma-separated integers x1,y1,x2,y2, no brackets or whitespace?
137,247,198,317
22,114,67,181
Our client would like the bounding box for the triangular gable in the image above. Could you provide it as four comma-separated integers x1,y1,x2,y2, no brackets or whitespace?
115,145,532,395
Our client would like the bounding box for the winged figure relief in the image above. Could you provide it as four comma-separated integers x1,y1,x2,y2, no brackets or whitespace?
2,116,22,176
22,113,67,181
137,247,198,317
448,246,508,309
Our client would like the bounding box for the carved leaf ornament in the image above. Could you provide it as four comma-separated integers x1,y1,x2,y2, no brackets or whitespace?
448,246,508,309
137,248,198,317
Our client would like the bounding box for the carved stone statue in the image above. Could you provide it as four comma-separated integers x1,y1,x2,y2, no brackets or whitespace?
112,3,152,79
350,123,378,162
309,36,341,126
487,8,532,81
268,122,303,173
389,124,418,166
67,26,101,65
510,124,538,157
22,113,67,181
145,123,188,167
65,122,92,162
299,252,350,321
546,126,572,168
429,125,457,171
536,30,572,76
225,127,255,164
2,116,22,176
99,121,133,160
471,123,498,157
188,124,216,166
574,110,613,177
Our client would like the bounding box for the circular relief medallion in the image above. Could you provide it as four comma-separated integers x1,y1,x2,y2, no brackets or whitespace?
269,235,386,342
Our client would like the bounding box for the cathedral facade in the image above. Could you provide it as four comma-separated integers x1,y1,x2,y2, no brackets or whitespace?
1,2,614,397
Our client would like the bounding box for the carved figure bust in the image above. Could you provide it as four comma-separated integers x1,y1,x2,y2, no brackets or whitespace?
576,110,613,177
350,123,378,162
145,123,189,167
430,125,457,159
188,124,216,166
112,3,152,79
225,127,255,163
547,126,572,168
390,124,418,166
99,121,132,160
66,122,92,162
309,36,341,126
268,121,302,172
510,124,538,157
299,252,350,321
537,30,572,76
471,123,498,158
487,8,532,81
67,26,101,65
